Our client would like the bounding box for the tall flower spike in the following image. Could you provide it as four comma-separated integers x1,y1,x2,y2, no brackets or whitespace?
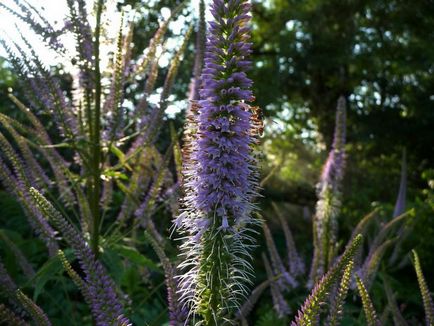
29,188,130,326
182,0,206,168
393,149,407,217
263,222,297,289
412,250,434,326
57,250,91,304
0,143,59,255
292,234,362,326
262,253,291,318
360,210,412,288
144,232,188,326
16,290,51,326
176,0,259,323
130,1,186,81
389,149,408,265
327,259,354,326
309,96,347,286
361,238,395,289
188,0,206,103
355,276,381,326
272,202,305,278
103,13,126,144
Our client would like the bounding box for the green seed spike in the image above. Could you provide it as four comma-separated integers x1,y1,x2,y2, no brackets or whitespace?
134,143,173,228
355,276,381,326
328,260,354,326
369,209,413,259
0,112,33,136
412,250,434,326
16,290,51,326
1,121,49,189
57,250,90,301
363,238,396,289
160,25,194,105
29,187,80,249
142,24,194,145
292,234,363,326
104,12,125,148
0,131,29,187
349,208,380,242
8,94,48,141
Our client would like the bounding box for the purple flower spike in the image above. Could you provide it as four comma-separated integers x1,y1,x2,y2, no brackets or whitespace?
319,96,347,190
185,0,256,229
176,0,259,321
393,149,407,218
309,96,347,285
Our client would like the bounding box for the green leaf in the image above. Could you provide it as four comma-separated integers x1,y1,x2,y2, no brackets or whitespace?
110,144,130,170
110,244,161,272
32,249,74,301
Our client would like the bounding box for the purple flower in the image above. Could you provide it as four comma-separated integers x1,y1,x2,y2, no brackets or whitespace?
319,96,346,190
181,0,256,230
176,0,259,320
29,188,129,326
309,96,347,285
0,153,58,256
263,223,297,289
262,253,291,318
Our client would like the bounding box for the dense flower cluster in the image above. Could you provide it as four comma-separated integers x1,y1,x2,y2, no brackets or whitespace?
178,0,257,234
176,0,259,322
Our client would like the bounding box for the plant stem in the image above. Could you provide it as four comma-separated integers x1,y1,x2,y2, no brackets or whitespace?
90,0,104,257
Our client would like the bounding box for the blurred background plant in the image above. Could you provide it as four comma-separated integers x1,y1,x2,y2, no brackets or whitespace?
0,0,433,325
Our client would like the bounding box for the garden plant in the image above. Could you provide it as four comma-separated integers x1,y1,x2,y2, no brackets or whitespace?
0,0,433,325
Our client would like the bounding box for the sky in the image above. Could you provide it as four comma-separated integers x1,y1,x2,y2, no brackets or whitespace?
0,0,204,117
0,0,69,58
0,0,204,58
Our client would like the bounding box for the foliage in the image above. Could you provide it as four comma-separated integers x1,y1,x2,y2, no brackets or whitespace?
0,0,432,325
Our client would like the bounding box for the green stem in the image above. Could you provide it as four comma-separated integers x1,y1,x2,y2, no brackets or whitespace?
198,223,232,326
90,0,104,257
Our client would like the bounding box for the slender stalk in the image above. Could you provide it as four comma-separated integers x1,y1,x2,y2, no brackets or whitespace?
90,0,104,256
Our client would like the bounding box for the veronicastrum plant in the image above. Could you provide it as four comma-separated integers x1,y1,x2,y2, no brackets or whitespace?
175,0,261,324
0,0,195,324
0,0,432,326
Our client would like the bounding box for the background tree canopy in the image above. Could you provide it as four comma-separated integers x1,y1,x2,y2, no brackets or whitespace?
248,0,434,270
